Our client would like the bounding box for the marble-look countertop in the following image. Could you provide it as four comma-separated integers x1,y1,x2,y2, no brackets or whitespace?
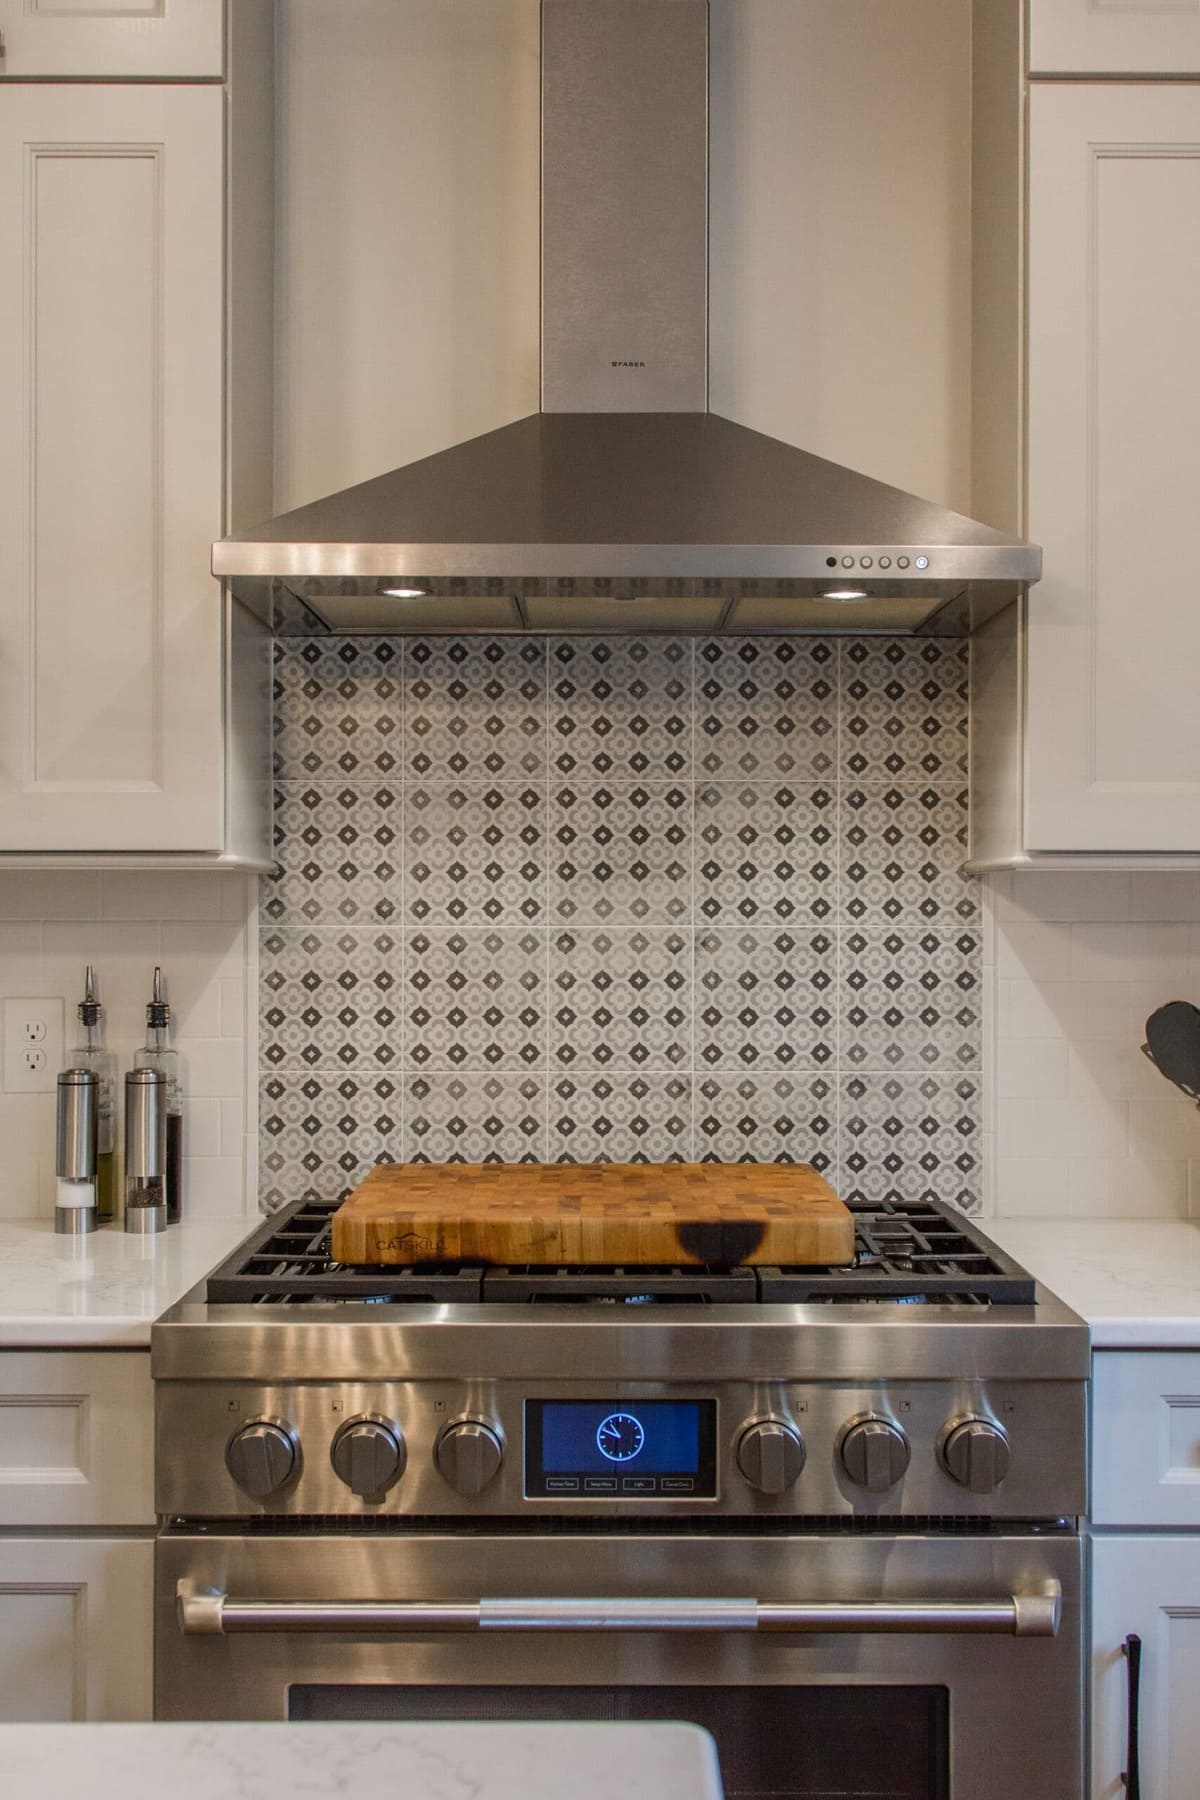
0,1214,256,1347
0,1721,723,1800
985,1217,1200,1348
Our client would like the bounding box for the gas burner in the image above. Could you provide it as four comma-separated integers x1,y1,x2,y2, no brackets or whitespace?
203,1195,1036,1308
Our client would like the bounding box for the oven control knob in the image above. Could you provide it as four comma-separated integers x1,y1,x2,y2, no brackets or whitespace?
735,1419,805,1495
940,1417,1011,1495
225,1419,298,1500
435,1419,504,1496
330,1415,407,1499
839,1415,911,1493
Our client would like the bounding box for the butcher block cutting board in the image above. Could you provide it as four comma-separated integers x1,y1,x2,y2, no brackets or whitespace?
331,1163,855,1268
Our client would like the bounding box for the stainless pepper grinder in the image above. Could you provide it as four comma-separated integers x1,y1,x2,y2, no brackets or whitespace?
124,1067,167,1234
55,1067,98,1235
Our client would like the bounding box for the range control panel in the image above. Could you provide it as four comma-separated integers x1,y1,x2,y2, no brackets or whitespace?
524,1399,718,1499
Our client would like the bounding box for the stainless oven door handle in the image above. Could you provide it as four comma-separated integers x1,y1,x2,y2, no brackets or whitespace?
177,1580,1061,1638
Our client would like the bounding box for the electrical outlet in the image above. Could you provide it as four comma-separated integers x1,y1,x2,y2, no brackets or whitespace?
3,998,64,1094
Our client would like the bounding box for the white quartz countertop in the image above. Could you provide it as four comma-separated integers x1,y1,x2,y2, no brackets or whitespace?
984,1217,1200,1348
0,1214,255,1347
0,1721,723,1800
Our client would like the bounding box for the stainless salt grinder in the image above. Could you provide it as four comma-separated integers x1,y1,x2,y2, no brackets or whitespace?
124,1066,167,1234
55,1067,98,1235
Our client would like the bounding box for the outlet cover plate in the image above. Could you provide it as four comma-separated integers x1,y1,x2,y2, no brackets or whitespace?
3,998,64,1093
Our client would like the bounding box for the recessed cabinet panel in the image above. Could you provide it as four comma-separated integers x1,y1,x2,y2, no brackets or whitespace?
1092,1536,1200,1800
32,148,158,787
0,86,225,851
1030,0,1200,76
0,1539,151,1721
1025,85,1200,851
1093,1353,1200,1527
0,1351,152,1528
0,0,222,78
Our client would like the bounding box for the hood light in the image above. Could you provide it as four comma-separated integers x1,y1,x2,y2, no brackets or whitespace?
821,585,871,603
380,585,430,600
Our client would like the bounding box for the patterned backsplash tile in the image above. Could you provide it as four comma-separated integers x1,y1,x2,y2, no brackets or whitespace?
259,635,981,1214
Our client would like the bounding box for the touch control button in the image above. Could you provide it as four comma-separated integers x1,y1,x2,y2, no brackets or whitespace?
661,1478,695,1494
622,1477,656,1493
584,1477,618,1493
545,1476,580,1493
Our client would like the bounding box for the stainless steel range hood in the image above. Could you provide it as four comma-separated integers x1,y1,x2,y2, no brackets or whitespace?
215,0,1039,637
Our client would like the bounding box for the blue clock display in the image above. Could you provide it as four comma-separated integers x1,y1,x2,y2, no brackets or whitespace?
596,1412,646,1463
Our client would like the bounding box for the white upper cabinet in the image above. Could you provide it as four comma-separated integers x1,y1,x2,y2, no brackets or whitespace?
1025,83,1200,852
1030,0,1200,76
0,0,221,79
0,85,226,853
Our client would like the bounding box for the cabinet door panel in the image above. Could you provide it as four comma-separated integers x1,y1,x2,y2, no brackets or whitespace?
0,1538,151,1720
0,1350,153,1528
1030,0,1200,76
1092,1535,1200,1800
0,86,224,851
0,0,222,78
1026,86,1200,851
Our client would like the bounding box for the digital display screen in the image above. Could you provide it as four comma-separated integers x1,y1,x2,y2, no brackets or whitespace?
525,1399,716,1499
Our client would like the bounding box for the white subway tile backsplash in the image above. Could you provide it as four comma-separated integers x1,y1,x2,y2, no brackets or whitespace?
177,1037,245,1101
1068,921,1190,984
999,1093,1128,1161
100,871,226,922
1004,976,1130,1044
1068,1039,1165,1102
183,1096,222,1158
997,1037,1069,1099
1068,1155,1188,1219
995,921,1068,981
0,923,44,996
994,1154,1071,1217
998,871,1131,923
220,1097,245,1157
1130,1093,1200,1163
1128,873,1200,923
0,873,102,920
182,1155,247,1218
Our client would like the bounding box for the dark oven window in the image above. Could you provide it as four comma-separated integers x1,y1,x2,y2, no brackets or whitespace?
288,1683,949,1799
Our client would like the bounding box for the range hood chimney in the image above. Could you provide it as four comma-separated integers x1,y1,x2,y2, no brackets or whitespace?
215,0,1039,637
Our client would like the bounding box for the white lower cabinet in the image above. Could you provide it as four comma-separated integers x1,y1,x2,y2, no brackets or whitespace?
0,1536,152,1721
1091,1535,1200,1800
0,1348,154,1720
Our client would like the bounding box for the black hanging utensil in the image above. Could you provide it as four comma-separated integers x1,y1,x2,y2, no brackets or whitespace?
1142,1000,1200,1104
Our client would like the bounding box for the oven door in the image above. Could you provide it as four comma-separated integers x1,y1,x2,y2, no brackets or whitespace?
157,1528,1083,1800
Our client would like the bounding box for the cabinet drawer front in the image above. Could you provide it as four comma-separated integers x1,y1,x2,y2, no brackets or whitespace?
0,0,222,78
0,1537,151,1721
1030,0,1200,76
0,1351,152,1528
1093,1351,1200,1527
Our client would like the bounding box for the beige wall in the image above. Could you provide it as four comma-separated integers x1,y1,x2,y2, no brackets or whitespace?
273,0,974,515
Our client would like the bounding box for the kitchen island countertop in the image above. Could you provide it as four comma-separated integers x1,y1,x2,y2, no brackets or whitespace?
0,1721,723,1800
985,1216,1200,1348
0,1213,255,1348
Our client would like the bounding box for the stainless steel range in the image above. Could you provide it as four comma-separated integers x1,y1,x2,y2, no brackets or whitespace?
153,1195,1087,1800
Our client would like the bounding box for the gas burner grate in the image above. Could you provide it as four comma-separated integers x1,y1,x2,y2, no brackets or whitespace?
757,1198,1035,1305
204,1193,1035,1307
481,1265,758,1305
